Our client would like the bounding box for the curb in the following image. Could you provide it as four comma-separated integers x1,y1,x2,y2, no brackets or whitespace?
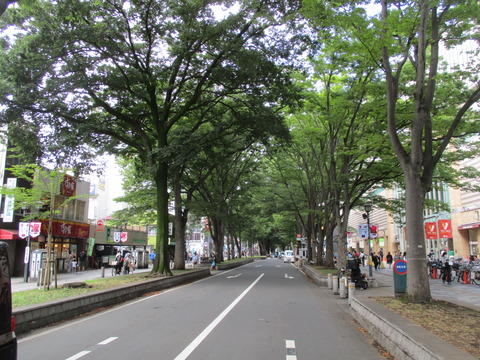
300,265,476,360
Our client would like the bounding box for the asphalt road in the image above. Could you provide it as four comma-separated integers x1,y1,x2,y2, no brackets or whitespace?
18,259,385,360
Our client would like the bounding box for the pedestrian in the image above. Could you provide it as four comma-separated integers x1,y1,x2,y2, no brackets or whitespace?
386,252,393,269
65,251,73,272
79,250,87,272
192,252,199,267
360,252,366,267
71,256,78,273
372,252,380,270
402,252,407,260
210,252,218,271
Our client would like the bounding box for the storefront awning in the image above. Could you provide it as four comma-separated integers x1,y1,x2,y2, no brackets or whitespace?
457,222,480,230
0,229,20,240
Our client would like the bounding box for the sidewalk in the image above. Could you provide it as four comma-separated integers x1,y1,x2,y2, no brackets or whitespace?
11,266,152,293
301,263,479,360
361,265,480,312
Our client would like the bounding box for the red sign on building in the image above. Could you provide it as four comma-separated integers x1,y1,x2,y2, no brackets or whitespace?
438,219,452,238
424,222,437,239
61,175,77,197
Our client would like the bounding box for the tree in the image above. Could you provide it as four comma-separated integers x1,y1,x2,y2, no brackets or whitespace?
378,0,480,302
0,0,300,275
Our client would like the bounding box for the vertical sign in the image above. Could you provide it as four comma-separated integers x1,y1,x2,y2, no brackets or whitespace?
3,178,17,222
438,219,452,238
424,222,437,239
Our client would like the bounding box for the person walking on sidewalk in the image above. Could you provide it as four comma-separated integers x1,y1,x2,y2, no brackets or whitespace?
386,252,393,269
210,252,218,271
79,250,87,272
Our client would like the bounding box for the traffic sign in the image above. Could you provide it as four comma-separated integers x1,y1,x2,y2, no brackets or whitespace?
393,259,407,275
96,219,105,231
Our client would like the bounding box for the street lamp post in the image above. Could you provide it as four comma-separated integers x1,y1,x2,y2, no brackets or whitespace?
363,204,373,277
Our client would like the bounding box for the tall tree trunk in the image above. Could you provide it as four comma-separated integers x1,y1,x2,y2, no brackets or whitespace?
404,170,431,302
173,171,187,270
152,161,172,275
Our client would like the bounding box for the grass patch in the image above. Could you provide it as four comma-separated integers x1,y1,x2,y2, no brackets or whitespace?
374,296,480,358
310,266,339,276
13,270,189,308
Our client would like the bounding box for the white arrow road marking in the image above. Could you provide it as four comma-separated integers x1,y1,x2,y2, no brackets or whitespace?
227,273,242,278
285,274,294,279
276,265,282,268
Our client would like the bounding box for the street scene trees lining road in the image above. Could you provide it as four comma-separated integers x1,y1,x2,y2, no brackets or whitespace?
1,0,479,304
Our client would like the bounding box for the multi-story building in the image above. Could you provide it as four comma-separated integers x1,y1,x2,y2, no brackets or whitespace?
348,165,480,260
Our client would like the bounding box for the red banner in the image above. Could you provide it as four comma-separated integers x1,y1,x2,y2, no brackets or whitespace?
424,222,437,239
61,174,76,197
438,219,452,238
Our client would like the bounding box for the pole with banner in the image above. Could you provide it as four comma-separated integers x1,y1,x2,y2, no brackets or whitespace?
19,221,42,282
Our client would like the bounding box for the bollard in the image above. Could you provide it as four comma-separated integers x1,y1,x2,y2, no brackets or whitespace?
339,277,347,299
327,273,333,289
332,275,339,294
348,281,355,304
464,270,469,284
101,266,105,278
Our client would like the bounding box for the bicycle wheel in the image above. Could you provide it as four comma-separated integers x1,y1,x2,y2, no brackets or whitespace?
471,271,480,286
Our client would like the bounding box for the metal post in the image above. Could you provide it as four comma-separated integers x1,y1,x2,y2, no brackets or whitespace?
363,205,373,277
23,232,31,282
348,281,355,304
332,275,339,294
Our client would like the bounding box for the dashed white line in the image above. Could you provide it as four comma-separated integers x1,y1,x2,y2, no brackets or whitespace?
286,339,297,360
65,337,118,360
65,350,91,360
98,336,118,345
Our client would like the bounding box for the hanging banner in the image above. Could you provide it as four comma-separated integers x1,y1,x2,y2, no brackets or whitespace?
3,178,17,223
369,224,378,238
425,222,437,239
29,222,42,237
120,231,128,242
438,219,452,238
18,222,30,239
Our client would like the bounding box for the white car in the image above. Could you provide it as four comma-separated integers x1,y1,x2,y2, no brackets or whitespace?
283,250,294,263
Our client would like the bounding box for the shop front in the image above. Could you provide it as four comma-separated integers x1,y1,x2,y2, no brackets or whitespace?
93,227,150,269
35,219,90,273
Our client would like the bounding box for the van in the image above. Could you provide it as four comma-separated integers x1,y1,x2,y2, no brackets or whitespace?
0,242,17,360
283,250,294,263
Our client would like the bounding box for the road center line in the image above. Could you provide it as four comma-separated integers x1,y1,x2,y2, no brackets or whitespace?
65,350,91,360
174,273,265,360
98,337,118,345
286,339,297,360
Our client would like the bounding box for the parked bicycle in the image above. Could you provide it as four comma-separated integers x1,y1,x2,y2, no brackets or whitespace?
470,265,480,286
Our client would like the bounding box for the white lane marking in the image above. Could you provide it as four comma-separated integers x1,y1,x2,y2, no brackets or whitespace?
286,339,297,360
98,337,118,345
227,273,242,278
174,273,265,360
65,350,91,360
285,274,294,279
255,265,262,267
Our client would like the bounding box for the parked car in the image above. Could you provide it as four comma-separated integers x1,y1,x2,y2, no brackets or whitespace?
0,242,17,360
283,250,294,263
